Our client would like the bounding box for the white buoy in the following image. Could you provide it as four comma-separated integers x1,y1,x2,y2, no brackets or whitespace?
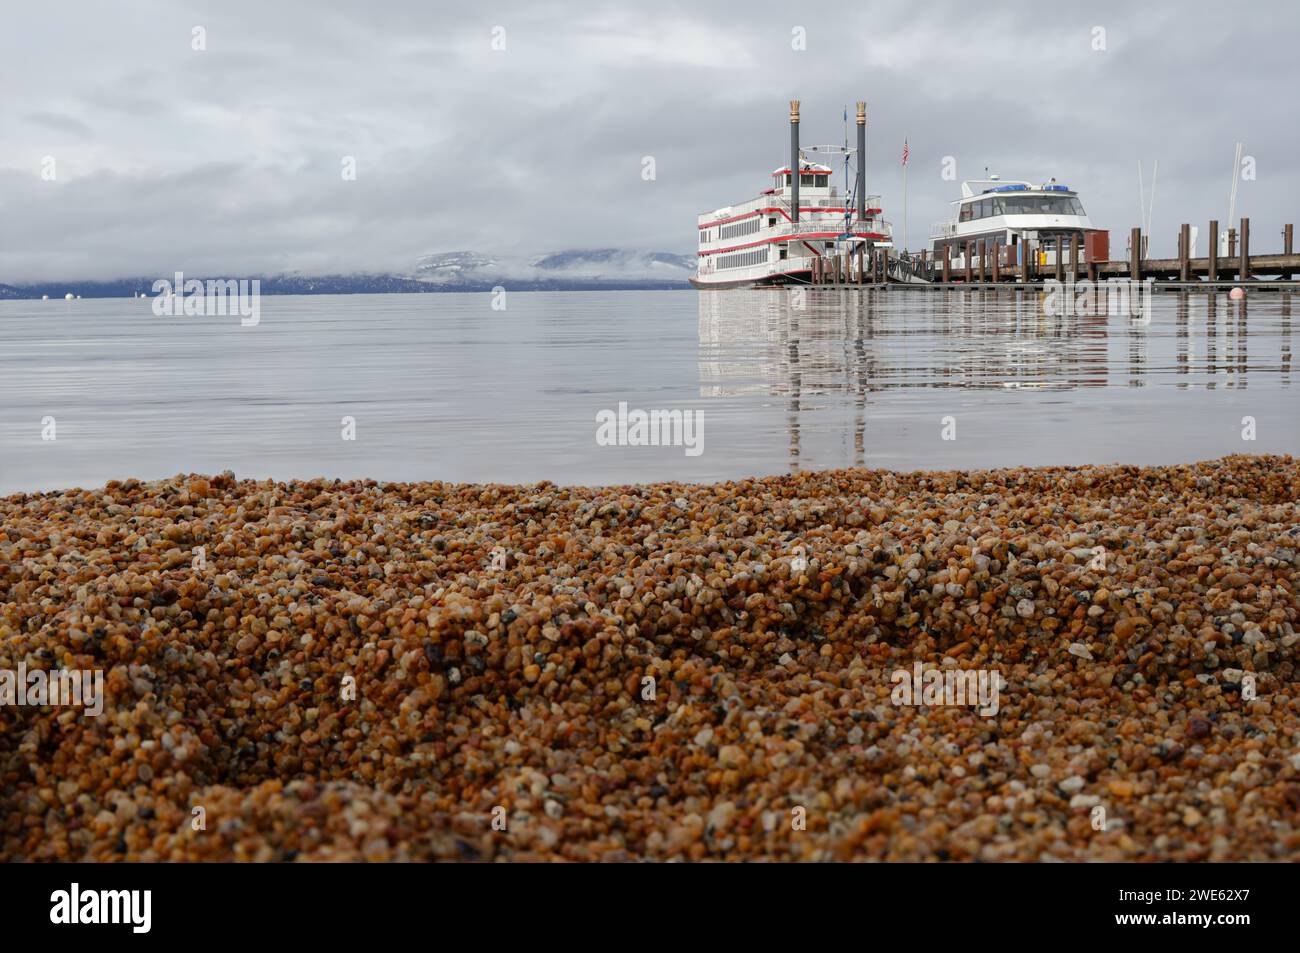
64,292,74,300
42,294,49,300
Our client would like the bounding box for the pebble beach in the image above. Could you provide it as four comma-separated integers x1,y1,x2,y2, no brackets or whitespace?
2,455,1298,862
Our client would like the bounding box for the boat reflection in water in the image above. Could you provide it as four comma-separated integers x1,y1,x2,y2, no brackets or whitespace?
697,288,1294,472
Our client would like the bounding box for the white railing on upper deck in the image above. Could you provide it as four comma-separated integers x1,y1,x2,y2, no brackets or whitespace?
701,193,889,228
786,219,852,234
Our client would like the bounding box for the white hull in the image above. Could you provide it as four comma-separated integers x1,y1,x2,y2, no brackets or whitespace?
695,158,892,287
931,179,1097,270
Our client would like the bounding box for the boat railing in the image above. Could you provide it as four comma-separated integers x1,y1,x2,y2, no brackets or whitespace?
707,193,887,226
786,219,853,235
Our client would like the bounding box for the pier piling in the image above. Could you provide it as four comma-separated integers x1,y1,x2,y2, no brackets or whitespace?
1239,217,1250,281
1209,220,1218,282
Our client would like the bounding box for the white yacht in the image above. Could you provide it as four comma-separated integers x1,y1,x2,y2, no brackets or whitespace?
931,177,1096,266
692,101,893,289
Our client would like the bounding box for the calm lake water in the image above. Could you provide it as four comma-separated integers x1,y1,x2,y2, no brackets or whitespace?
1,289,1295,493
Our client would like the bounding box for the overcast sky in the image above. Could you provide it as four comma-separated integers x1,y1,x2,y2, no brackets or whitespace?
1,0,1295,281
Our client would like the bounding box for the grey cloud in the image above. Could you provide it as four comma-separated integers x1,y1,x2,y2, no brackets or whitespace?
24,111,93,137
0,0,1296,282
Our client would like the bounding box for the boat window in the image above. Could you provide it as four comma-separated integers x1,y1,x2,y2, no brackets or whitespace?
959,203,973,222
801,174,815,187
814,175,828,187
1001,195,1086,215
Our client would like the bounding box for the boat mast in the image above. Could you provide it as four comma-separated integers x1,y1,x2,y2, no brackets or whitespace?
843,106,850,235
1147,160,1158,256
856,102,867,224
789,101,800,224
1137,159,1146,248
1137,159,1158,257
902,132,908,253
1227,141,1243,236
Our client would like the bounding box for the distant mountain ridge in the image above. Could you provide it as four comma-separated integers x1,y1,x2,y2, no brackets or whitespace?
415,248,694,285
0,248,695,300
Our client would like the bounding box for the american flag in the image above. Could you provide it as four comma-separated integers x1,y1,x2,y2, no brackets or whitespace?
902,140,909,166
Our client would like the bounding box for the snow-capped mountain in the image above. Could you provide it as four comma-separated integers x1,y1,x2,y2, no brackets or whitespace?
414,248,693,287
0,249,695,299
412,251,500,282
529,249,695,277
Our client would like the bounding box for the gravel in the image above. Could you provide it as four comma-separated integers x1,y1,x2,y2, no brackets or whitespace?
2,455,1298,861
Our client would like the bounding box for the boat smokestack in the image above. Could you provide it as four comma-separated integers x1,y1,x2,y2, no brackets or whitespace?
789,100,800,223
856,102,867,222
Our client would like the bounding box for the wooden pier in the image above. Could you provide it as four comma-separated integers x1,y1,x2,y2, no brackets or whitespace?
803,217,1300,289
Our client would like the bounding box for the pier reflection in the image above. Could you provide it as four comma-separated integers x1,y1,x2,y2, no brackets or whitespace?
698,288,1294,470
698,288,1111,466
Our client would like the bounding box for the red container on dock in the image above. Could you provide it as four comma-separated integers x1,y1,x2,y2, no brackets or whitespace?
1084,230,1109,264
